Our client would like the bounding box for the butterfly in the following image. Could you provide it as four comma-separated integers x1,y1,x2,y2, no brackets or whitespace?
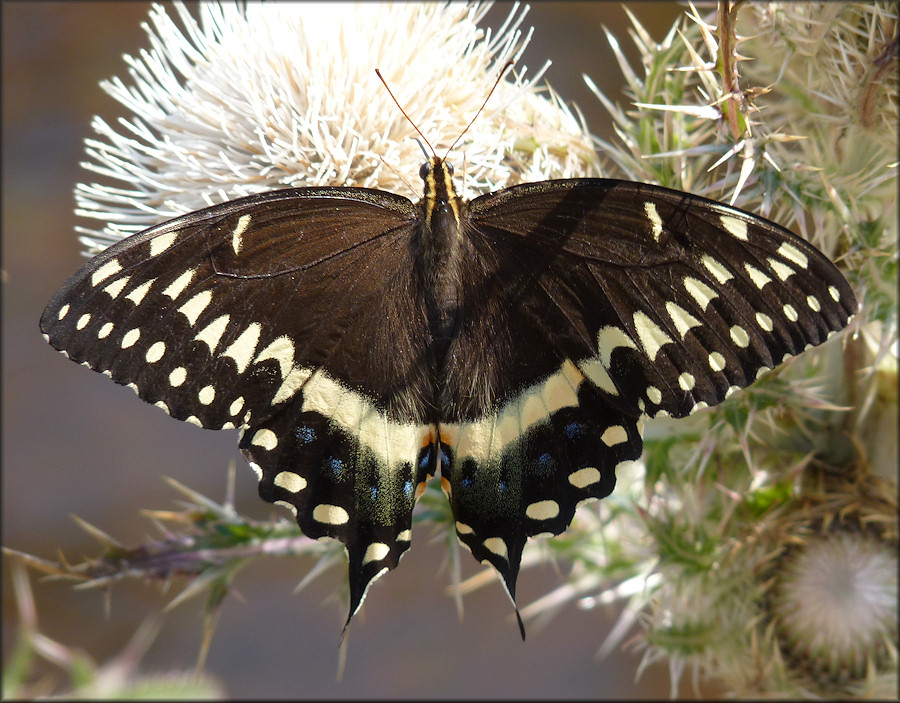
40,71,857,637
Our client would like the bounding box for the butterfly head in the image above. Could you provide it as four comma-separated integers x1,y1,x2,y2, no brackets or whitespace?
419,157,457,207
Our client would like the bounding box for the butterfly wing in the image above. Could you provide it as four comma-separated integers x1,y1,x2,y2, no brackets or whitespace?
40,187,437,620
439,179,856,602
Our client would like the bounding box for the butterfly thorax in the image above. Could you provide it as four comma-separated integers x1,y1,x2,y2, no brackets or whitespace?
417,157,464,364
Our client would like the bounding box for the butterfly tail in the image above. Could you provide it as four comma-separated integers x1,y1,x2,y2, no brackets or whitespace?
241,405,433,630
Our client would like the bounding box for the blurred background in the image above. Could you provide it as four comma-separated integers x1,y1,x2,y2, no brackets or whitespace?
3,2,705,698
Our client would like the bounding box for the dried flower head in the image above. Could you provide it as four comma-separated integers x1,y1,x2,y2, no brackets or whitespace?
772,531,897,683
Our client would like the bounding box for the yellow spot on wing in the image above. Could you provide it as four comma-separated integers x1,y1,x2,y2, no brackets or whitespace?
145,341,166,363
644,201,663,241
683,277,717,310
744,264,772,289
221,323,262,374
231,214,252,255
633,311,673,362
251,428,278,450
178,290,213,326
526,500,560,520
169,366,187,386
596,326,638,368
274,471,306,492
708,352,726,372
313,504,349,525
103,276,130,299
767,258,794,281
254,336,295,379
719,215,748,240
120,328,140,348
665,301,701,338
568,467,600,488
730,325,750,347
777,242,808,268
600,425,628,446
363,542,390,564
125,279,155,305
149,230,178,256
91,259,122,287
455,522,474,535
163,269,196,300
195,314,230,354
482,537,508,558
198,385,215,405
701,255,733,284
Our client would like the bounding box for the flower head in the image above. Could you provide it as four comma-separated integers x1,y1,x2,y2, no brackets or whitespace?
772,531,897,683
75,1,594,253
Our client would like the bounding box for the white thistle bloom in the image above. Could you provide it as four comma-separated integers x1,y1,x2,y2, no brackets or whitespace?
74,1,595,254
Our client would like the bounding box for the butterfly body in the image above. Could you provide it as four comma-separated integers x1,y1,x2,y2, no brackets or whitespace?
41,156,857,633
418,159,465,375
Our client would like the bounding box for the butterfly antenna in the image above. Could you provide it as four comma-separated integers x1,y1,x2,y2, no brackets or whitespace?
375,68,436,160
444,59,515,159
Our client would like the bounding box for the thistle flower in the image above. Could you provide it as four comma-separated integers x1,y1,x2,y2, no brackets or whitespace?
75,1,595,253
771,531,897,687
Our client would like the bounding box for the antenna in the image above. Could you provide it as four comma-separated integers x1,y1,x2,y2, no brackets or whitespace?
375,60,515,161
375,68,436,160
444,60,514,158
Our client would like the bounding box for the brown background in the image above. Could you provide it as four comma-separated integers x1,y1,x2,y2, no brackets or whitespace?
3,2,713,698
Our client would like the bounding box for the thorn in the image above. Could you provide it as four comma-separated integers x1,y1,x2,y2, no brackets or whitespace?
224,460,236,511
197,602,221,674
70,514,125,549
2,547,78,579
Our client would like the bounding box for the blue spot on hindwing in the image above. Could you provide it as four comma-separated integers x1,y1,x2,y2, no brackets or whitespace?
295,425,316,443
328,456,344,478
564,421,584,439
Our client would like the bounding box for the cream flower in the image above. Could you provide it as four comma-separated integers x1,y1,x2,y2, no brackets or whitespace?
74,1,594,254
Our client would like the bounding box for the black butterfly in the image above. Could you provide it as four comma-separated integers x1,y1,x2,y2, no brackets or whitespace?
40,151,856,636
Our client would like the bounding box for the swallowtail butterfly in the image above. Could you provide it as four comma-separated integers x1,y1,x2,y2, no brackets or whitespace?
40,118,856,636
